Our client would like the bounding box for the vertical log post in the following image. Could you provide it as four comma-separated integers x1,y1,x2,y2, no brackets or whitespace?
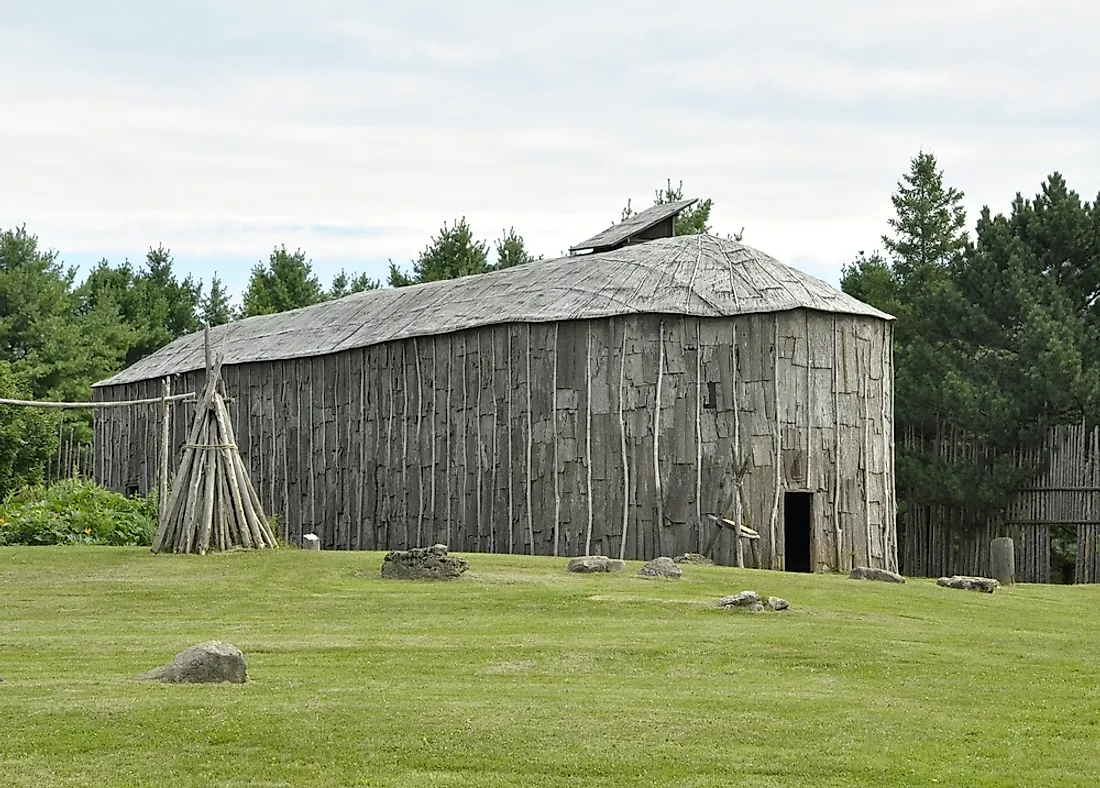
618,328,631,562
159,376,172,527
991,536,1015,587
653,321,666,557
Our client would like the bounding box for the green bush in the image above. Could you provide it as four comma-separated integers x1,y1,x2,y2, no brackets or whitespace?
0,478,157,547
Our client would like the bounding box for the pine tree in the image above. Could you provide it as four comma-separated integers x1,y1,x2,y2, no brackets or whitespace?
883,151,969,285
329,271,350,299
200,274,235,326
347,272,381,293
0,225,87,399
841,152,985,521
242,246,325,316
0,360,59,498
388,218,490,287
844,153,1100,536
329,269,380,299
75,246,202,365
491,228,537,271
655,179,713,236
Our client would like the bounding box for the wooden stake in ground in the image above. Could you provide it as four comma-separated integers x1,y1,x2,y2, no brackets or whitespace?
151,329,277,554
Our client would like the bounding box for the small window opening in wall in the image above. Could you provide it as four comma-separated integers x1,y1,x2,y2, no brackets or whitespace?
703,381,718,410
125,482,140,498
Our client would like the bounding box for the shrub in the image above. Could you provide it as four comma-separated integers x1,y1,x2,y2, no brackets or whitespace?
0,478,157,547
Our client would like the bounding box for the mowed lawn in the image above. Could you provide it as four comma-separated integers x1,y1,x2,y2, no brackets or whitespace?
2,548,1099,787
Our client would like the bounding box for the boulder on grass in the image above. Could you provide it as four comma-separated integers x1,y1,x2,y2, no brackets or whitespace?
381,544,468,580
140,641,247,684
849,566,906,584
639,557,683,579
718,590,764,612
937,575,999,593
673,553,713,566
568,556,626,573
765,596,790,611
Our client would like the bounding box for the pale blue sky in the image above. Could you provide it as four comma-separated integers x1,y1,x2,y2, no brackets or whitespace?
4,0,1099,301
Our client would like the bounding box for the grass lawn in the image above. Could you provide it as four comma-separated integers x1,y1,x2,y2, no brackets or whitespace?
1,547,1099,787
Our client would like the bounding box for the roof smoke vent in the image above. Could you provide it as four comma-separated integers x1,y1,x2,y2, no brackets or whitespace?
569,198,698,255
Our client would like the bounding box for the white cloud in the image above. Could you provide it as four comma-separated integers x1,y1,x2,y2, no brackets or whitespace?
3,0,1100,290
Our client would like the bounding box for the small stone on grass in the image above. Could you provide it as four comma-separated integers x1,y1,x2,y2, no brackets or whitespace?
639,557,683,579
937,575,999,593
848,566,906,584
718,590,790,613
673,553,713,566
140,641,247,684
381,544,468,580
568,556,626,573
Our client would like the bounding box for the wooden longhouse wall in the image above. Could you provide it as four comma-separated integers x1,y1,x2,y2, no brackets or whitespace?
94,308,895,572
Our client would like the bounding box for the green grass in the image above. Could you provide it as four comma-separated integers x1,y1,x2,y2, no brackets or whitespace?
2,548,1099,787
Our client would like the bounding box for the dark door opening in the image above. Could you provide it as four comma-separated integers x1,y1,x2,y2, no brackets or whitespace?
784,492,812,573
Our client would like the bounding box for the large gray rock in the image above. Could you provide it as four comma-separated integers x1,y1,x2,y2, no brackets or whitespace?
766,596,790,611
849,566,906,584
718,590,763,611
568,556,626,573
639,557,683,579
381,544,468,580
673,553,713,566
140,641,247,684
937,575,999,593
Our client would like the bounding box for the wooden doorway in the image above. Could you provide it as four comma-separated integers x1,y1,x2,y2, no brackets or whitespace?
784,492,813,572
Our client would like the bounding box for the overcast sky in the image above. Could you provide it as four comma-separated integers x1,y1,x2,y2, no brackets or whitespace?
3,0,1099,300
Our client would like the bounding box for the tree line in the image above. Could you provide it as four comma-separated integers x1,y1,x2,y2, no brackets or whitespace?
0,181,711,496
843,152,1100,552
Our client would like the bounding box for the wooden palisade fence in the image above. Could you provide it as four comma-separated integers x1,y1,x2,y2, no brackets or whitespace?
903,422,1100,583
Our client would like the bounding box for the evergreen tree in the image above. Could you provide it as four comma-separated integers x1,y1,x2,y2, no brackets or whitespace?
655,179,713,236
491,228,538,271
957,174,1100,425
329,269,380,299
842,152,987,520
200,273,235,326
883,152,969,285
0,226,87,399
347,272,381,293
242,246,325,316
329,270,350,299
75,246,201,366
139,244,201,342
0,361,58,498
844,153,1100,534
388,218,490,287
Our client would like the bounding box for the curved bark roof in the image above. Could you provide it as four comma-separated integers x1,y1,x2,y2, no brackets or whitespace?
94,234,892,387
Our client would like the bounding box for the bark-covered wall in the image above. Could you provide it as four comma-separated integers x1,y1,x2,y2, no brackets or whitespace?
93,309,895,571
